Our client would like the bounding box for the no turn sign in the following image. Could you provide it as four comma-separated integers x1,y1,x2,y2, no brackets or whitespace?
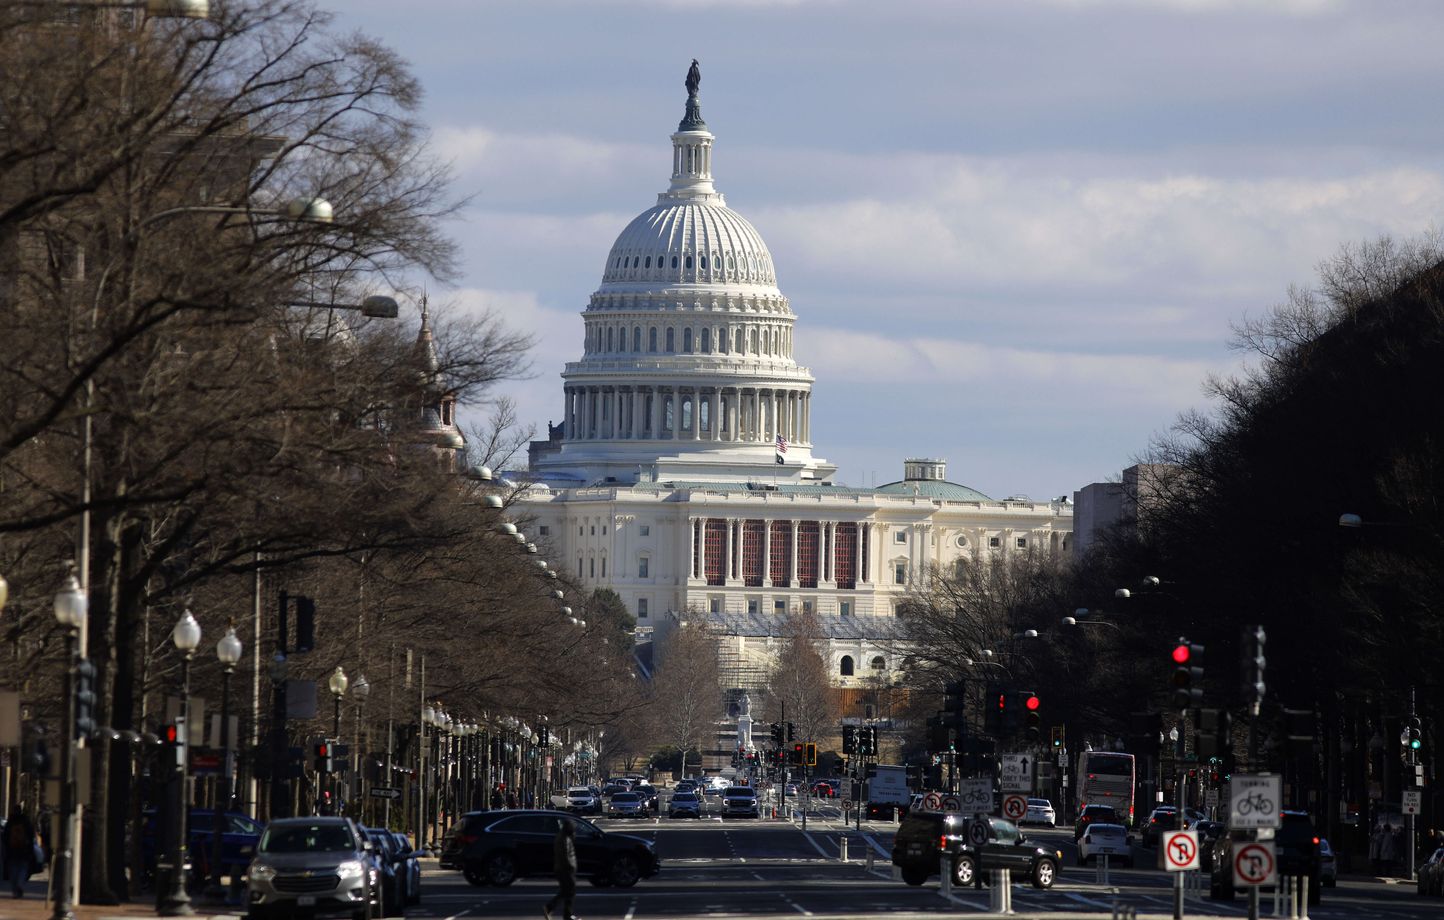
1001,794,1028,822
967,817,991,846
1162,830,1199,872
1232,841,1277,887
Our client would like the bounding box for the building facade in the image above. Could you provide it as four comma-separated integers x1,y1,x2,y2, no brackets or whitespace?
516,70,1072,688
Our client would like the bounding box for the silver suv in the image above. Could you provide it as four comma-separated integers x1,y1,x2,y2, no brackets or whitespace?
245,816,379,920
721,786,759,819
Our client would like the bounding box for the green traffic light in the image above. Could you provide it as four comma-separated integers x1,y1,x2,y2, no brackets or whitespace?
1410,739,1422,749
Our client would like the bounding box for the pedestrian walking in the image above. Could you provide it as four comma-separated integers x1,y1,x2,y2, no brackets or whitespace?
542,819,578,920
2,805,39,899
1379,822,1397,875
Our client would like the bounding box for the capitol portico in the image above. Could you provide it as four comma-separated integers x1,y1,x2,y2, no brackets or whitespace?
515,64,1072,689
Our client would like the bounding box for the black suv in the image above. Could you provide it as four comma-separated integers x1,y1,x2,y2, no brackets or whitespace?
440,810,659,889
1074,804,1121,841
1210,811,1321,904
892,812,1061,889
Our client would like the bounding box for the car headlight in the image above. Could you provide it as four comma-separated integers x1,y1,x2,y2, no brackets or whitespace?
250,864,277,882
336,860,366,876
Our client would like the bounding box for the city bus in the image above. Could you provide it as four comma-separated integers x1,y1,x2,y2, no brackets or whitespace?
1075,750,1137,828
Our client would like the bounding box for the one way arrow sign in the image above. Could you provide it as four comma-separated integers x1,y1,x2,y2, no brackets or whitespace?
1000,754,1033,792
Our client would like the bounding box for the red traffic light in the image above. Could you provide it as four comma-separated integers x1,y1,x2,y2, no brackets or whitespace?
1025,695,1040,711
1172,644,1191,664
163,724,179,744
997,693,1006,710
316,742,329,756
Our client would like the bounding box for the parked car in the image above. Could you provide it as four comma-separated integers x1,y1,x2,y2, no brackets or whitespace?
667,791,701,819
1077,823,1133,867
566,786,601,815
1318,838,1336,888
244,816,379,920
892,811,1061,889
144,809,263,888
359,826,406,917
1022,798,1057,827
1074,804,1121,842
1140,806,1179,848
1210,810,1321,904
607,791,648,818
388,832,421,906
721,786,760,819
811,780,837,798
634,783,659,813
440,810,660,888
1418,846,1444,896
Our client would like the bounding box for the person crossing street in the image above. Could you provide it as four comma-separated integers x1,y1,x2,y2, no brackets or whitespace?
542,819,578,920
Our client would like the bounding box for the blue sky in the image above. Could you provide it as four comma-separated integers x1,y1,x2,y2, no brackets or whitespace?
335,0,1444,498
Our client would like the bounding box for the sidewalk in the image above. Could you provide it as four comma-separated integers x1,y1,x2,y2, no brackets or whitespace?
0,875,240,920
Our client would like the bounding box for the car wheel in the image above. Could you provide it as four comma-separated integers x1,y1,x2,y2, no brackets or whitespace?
900,867,927,886
1032,858,1057,889
462,867,486,887
610,854,642,888
483,852,518,887
953,854,977,887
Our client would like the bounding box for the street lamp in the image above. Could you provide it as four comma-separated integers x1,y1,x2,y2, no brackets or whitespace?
160,608,201,916
204,625,243,902
329,666,348,736
353,674,370,816
50,574,87,920
0,571,9,611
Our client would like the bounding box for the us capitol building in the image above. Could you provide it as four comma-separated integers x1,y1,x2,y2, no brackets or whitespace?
515,64,1072,692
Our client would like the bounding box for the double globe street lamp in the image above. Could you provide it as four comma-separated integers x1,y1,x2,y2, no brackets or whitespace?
51,574,88,920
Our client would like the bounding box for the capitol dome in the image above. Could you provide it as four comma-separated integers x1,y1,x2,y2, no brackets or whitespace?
600,203,778,290
531,63,834,486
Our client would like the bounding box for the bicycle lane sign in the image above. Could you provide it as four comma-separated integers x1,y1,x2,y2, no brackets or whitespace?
1229,774,1282,830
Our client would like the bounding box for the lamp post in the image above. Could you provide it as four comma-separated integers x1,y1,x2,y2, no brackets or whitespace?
352,674,369,820
204,625,243,902
160,608,202,917
50,574,87,920
327,667,347,814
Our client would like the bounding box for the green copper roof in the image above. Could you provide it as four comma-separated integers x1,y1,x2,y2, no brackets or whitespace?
874,479,993,503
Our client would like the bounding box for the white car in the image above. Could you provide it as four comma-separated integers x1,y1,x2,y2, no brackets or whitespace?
1078,822,1134,867
1022,797,1057,826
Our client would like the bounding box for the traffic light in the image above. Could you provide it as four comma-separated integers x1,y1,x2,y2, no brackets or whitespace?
787,722,796,742
164,718,187,766
792,743,804,765
984,683,1004,736
770,722,784,747
1000,690,1022,738
314,739,335,773
1171,639,1205,708
1050,725,1064,749
944,680,965,731
804,742,817,767
1404,716,1422,761
862,726,879,756
842,725,856,754
1240,625,1266,707
73,657,97,739
1023,692,1041,740
1197,708,1232,760
25,738,51,776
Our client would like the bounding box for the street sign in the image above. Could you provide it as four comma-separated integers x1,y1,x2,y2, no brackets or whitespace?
1162,830,1199,872
1232,841,1277,887
1403,790,1422,815
922,791,943,811
1000,754,1033,792
1204,788,1219,808
941,794,962,812
967,817,990,846
957,778,993,812
1228,774,1282,830
370,786,402,800
1001,794,1027,821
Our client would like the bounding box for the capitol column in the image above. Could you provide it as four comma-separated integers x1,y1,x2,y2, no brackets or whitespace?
802,393,810,444
762,518,773,586
710,389,721,441
789,519,799,586
722,517,732,585
691,388,702,440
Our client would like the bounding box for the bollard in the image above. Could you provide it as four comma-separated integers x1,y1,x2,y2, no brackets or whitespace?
866,847,875,872
839,835,848,862
940,855,952,898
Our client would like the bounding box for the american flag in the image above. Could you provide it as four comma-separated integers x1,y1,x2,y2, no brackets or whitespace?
775,434,787,464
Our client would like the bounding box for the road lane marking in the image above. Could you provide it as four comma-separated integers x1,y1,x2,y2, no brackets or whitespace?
623,897,637,920
799,830,832,858
780,894,813,916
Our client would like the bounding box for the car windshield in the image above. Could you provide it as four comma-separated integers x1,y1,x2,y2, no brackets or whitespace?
1028,799,1050,807
1084,807,1118,820
725,787,755,797
611,793,639,802
259,823,355,854
672,793,696,802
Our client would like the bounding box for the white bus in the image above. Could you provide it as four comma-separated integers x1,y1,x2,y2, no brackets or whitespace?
1075,751,1137,827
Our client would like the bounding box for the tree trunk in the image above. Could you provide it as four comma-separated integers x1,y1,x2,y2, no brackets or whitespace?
107,519,144,897
80,504,120,904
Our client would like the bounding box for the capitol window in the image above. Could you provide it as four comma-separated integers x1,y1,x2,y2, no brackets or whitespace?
840,656,855,677
644,256,651,268
1016,537,1027,548
894,530,907,544
871,656,886,671
989,536,1001,548
637,599,648,618
672,256,678,269
633,327,641,351
700,256,708,270
685,255,693,269
683,328,693,352
638,555,649,579
701,328,711,353
639,525,650,536
894,562,906,584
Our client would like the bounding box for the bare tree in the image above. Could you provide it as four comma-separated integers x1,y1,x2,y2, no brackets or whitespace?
760,609,838,745
646,619,725,762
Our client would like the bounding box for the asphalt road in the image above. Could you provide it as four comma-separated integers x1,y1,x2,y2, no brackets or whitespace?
390,815,1437,920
